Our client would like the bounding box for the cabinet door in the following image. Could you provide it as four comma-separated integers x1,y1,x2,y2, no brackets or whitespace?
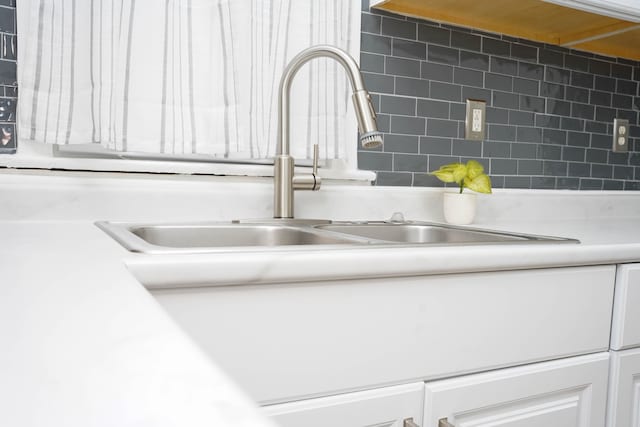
424,353,609,427
262,382,424,427
611,264,640,350
606,348,640,427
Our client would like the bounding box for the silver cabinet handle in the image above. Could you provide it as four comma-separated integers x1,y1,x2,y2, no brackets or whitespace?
438,418,454,427
403,418,420,427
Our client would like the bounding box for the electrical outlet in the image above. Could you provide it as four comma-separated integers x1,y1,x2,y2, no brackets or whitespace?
465,99,486,141
613,118,629,153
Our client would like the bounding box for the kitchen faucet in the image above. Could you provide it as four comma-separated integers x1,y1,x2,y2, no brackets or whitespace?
273,45,383,219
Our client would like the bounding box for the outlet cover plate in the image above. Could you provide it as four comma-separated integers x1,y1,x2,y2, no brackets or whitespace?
613,118,629,153
465,99,486,141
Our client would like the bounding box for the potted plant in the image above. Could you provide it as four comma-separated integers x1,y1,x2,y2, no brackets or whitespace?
429,160,492,225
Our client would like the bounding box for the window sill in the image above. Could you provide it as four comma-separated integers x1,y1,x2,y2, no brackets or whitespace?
0,141,376,183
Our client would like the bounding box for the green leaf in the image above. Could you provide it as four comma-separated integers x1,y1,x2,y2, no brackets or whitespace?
466,160,484,179
430,162,492,194
431,168,456,183
465,174,492,194
430,163,466,183
450,163,467,183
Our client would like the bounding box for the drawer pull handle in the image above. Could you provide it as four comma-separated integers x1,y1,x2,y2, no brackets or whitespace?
439,418,455,427
403,418,420,427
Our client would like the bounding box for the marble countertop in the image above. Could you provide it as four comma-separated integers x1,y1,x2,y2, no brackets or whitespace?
0,221,278,427
3,218,638,426
2,170,640,426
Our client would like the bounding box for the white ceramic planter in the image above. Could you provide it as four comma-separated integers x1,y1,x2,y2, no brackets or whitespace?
443,191,477,225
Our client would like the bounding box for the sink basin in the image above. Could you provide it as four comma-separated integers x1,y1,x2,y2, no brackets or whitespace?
96,219,578,254
132,224,365,248
314,223,566,244
97,222,369,253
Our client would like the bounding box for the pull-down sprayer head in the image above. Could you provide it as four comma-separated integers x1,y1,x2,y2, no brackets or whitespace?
352,89,383,148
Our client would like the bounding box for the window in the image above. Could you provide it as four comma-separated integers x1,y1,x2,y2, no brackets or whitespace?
12,0,369,179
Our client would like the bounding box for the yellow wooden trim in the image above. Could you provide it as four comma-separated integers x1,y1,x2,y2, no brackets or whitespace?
376,2,560,44
572,28,640,61
372,0,640,61
560,21,640,45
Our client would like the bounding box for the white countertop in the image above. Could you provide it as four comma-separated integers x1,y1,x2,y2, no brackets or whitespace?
0,221,277,427
2,169,640,426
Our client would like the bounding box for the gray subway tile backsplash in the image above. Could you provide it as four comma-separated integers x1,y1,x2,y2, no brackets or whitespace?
428,45,459,65
518,62,545,80
392,38,426,60
483,38,510,56
565,54,590,72
418,24,450,45
393,153,429,172
427,118,458,138
385,56,421,77
595,76,616,92
380,95,416,116
417,99,449,118
430,81,461,102
390,115,425,135
0,3,16,154
490,57,518,76
375,171,414,186
383,134,419,153
360,53,385,73
421,62,453,82
359,7,640,190
395,76,429,98
459,50,489,71
0,6,14,34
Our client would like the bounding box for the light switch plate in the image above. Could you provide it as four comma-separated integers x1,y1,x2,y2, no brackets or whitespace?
613,118,629,153
465,99,486,141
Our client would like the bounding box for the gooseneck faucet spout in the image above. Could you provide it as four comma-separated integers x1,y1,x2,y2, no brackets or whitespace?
274,45,383,219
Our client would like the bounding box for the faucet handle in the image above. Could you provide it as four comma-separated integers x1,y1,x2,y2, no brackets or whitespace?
312,143,319,176
292,144,321,191
311,143,321,190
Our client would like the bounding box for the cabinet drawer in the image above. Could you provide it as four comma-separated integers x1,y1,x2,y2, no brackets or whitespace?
611,264,640,350
152,265,615,403
424,352,610,427
263,382,424,427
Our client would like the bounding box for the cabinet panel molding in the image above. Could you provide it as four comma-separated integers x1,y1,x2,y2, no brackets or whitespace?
263,382,424,427
424,352,609,427
606,348,640,427
611,264,640,350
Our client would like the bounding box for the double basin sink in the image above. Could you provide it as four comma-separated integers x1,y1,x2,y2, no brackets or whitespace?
97,218,578,254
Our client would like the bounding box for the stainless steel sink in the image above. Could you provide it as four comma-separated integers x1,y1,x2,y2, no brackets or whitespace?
97,221,369,254
314,223,568,244
132,224,367,248
97,219,578,254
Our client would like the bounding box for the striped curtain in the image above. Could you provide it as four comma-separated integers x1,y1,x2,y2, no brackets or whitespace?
17,0,360,161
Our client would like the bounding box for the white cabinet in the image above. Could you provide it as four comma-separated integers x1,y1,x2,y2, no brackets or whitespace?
548,0,640,21
151,266,614,403
606,348,640,427
611,264,640,350
263,382,424,427
424,353,610,427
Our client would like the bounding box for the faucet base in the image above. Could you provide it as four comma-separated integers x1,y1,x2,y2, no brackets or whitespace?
273,155,295,219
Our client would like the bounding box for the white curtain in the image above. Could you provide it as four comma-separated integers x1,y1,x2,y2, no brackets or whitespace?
17,0,360,161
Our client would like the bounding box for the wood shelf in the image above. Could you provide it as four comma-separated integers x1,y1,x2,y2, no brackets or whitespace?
372,0,640,61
